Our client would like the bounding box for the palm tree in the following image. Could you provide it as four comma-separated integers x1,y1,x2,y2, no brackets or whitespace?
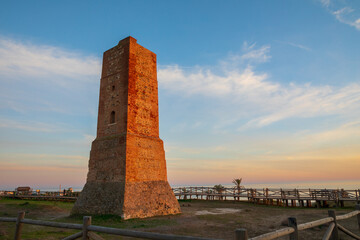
233,178,242,200
213,184,225,200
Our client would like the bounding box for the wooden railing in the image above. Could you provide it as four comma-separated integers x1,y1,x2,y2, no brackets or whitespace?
1,187,360,207
1,205,359,240
0,212,216,240
172,187,360,207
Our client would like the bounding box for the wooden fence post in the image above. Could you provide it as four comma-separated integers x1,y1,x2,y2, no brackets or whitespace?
288,217,298,240
356,204,360,231
14,211,25,240
235,228,248,240
82,216,91,240
328,210,339,240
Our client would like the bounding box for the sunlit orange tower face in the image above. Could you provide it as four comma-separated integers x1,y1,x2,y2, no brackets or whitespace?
72,37,181,219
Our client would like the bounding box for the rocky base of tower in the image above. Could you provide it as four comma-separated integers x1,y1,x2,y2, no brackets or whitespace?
122,180,181,219
71,180,180,219
71,181,125,216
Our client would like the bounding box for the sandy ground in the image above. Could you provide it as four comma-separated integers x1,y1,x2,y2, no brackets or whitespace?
150,201,359,240
0,199,359,240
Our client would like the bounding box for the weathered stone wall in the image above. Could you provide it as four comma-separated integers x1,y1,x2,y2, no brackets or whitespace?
72,37,181,219
87,135,126,182
125,133,167,182
72,181,125,215
97,38,129,138
123,181,180,219
127,40,159,138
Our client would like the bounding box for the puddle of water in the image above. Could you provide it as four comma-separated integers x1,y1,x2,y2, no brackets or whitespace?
195,208,242,215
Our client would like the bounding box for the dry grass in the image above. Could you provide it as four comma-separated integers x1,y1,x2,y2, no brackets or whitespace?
0,198,359,239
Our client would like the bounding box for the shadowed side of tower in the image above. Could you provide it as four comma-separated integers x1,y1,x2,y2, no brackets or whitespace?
72,37,181,219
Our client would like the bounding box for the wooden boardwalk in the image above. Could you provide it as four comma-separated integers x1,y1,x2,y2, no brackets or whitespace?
0,190,78,202
172,187,360,207
1,187,359,207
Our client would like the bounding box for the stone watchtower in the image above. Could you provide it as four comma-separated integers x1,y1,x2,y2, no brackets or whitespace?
72,37,181,219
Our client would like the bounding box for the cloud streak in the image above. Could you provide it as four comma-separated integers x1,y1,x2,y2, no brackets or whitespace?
0,37,101,80
158,43,360,129
0,36,101,116
320,1,360,30
0,118,67,132
333,7,360,30
276,41,311,51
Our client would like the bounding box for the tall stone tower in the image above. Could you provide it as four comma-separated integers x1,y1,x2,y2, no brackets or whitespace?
72,37,181,219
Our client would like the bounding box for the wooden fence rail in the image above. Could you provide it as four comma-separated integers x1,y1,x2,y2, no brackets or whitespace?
2,187,359,208
236,204,360,240
1,205,359,240
172,187,360,208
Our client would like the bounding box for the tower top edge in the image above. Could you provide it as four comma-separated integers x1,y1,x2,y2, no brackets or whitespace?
103,36,137,54
118,36,137,45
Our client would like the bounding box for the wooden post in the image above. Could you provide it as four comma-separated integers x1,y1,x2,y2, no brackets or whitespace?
14,211,25,240
82,216,91,240
356,204,360,231
235,228,248,240
328,210,339,240
288,217,298,240
297,189,300,200
265,188,269,205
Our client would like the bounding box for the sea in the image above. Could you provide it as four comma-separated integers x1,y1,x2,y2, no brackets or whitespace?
2,180,358,192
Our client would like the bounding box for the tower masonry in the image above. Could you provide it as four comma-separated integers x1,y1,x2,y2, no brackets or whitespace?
72,37,181,219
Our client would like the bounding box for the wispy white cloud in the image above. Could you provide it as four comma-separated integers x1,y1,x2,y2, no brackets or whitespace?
299,120,360,143
242,83,360,129
320,1,360,30
158,43,360,129
3,36,359,131
0,118,67,132
166,118,360,184
0,37,101,78
276,41,311,51
240,42,271,63
159,65,270,97
320,0,331,8
0,36,100,115
166,119,360,160
333,7,360,30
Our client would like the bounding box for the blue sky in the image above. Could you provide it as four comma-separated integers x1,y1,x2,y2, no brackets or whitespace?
0,0,359,189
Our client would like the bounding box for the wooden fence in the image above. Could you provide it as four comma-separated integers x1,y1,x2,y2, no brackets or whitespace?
236,204,360,240
1,187,360,208
0,205,359,240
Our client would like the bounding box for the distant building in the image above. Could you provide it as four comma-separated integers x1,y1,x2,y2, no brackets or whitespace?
16,186,33,195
